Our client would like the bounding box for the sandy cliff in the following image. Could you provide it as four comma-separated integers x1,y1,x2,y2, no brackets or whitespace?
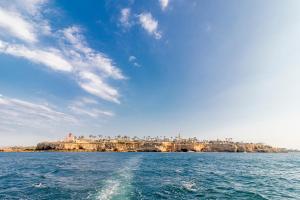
36,140,285,153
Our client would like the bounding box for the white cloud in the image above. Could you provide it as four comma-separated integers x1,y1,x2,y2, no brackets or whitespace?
0,40,73,72
159,0,169,11
129,55,136,62
0,1,125,145
138,12,161,39
79,71,120,104
120,8,131,27
59,26,124,102
128,55,141,67
0,8,37,43
63,26,125,80
0,2,125,103
0,0,50,40
119,9,163,40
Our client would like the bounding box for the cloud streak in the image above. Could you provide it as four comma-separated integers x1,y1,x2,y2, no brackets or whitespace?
78,71,120,104
0,95,75,130
69,97,114,118
138,12,162,39
0,40,73,72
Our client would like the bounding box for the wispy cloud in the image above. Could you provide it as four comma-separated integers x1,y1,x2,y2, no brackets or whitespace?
0,7,37,43
58,26,125,103
0,94,113,144
0,1,125,103
120,8,131,28
70,106,114,118
138,12,162,39
78,71,120,104
75,97,98,106
60,26,125,80
3,0,48,16
128,55,141,67
69,97,114,118
0,95,75,130
0,0,51,42
159,0,169,11
0,40,73,72
119,8,163,40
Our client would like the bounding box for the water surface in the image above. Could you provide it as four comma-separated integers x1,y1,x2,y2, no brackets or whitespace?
0,152,299,199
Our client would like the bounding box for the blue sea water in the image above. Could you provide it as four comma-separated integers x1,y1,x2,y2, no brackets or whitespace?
0,153,299,200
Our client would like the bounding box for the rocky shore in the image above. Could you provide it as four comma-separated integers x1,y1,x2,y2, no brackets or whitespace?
0,146,36,152
33,134,287,153
35,141,286,153
0,134,288,153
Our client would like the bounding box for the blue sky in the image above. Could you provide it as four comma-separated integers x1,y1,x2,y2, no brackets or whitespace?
0,0,300,149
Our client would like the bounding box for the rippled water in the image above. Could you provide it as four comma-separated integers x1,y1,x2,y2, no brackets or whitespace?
0,152,299,199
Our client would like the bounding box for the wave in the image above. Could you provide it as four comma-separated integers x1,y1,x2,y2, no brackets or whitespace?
94,155,142,200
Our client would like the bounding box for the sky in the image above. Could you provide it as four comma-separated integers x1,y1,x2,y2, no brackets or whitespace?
0,0,300,149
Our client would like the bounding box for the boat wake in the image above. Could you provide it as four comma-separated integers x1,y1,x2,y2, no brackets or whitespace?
93,155,142,200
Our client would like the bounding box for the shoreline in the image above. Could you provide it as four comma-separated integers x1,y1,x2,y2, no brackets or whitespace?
0,150,294,153
0,147,293,153
1,134,295,153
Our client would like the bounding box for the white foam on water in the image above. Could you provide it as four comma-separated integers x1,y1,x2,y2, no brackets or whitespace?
33,182,46,188
182,181,197,192
95,156,142,200
97,179,121,200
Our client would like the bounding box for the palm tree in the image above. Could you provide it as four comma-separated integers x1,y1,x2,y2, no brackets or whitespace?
78,135,84,140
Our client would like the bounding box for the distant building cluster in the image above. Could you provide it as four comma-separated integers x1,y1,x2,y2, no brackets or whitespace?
62,133,257,146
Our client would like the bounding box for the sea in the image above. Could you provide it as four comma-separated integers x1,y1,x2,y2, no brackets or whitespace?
0,152,299,200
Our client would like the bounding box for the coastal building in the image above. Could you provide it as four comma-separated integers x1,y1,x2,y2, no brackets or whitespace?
64,133,75,142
